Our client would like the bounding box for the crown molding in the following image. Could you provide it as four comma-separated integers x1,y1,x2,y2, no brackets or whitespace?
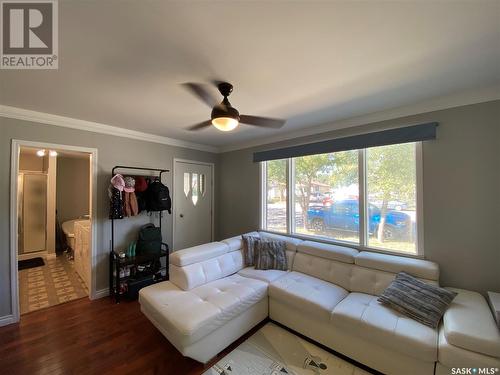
0,105,219,153
219,85,500,153
2,85,498,155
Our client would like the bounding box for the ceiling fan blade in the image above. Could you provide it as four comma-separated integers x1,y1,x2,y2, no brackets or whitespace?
187,120,212,131
182,83,219,108
210,79,224,87
240,115,286,129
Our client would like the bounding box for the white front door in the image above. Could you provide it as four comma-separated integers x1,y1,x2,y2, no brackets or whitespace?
173,160,213,250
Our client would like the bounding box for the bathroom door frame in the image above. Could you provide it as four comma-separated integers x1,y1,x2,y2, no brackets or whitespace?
9,140,98,324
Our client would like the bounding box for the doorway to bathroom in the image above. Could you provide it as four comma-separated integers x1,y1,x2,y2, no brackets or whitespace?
10,140,97,322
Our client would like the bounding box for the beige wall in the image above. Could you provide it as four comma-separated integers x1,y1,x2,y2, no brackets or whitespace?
0,117,218,318
217,100,500,294
56,155,90,224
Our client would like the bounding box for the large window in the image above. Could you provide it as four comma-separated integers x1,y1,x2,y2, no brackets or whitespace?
367,143,417,253
264,159,287,233
261,142,421,255
294,150,359,242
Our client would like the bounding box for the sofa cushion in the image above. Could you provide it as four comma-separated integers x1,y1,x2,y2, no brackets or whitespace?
169,250,244,290
297,241,358,264
292,252,353,291
139,274,268,346
443,288,500,358
378,272,457,328
355,251,439,281
221,236,243,252
332,292,438,362
238,266,288,284
170,242,229,267
269,271,348,320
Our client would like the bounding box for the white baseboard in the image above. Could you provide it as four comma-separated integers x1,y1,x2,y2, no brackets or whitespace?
0,314,17,327
92,288,109,300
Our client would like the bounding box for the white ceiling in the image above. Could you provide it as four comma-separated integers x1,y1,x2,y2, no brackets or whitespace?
1,1,499,149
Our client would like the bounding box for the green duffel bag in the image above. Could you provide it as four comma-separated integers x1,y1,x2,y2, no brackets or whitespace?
136,224,162,255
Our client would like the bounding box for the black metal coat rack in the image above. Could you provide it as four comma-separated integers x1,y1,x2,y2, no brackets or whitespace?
109,165,170,302
111,165,169,247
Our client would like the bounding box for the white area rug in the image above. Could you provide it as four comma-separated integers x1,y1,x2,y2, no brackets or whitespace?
204,323,372,375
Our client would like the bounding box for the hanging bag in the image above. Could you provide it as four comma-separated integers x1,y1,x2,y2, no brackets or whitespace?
146,179,172,213
136,224,162,255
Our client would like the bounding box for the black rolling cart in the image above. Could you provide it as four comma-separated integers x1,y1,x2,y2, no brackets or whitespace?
109,165,170,303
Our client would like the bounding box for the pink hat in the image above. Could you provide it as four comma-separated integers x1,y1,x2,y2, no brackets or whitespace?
111,174,125,191
124,176,135,193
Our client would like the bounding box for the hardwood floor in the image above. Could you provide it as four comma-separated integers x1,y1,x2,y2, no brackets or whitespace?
0,297,265,375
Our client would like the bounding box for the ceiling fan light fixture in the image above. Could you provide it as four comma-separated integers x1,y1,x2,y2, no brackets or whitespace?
184,81,286,132
211,98,240,131
212,117,239,131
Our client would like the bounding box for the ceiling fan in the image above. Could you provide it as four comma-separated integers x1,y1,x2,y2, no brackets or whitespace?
183,81,286,132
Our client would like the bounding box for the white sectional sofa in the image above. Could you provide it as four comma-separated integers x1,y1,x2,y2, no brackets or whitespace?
139,231,500,374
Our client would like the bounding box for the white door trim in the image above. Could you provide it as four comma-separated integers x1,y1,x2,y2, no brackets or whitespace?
172,158,215,251
9,139,99,325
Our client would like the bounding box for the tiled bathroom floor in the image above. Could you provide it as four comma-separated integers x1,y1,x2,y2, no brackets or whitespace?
19,256,88,314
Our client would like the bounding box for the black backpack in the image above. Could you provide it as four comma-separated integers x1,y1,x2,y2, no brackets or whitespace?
146,180,171,213
136,224,162,255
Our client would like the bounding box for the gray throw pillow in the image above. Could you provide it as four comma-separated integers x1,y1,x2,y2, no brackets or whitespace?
378,272,457,328
254,240,288,271
241,235,260,267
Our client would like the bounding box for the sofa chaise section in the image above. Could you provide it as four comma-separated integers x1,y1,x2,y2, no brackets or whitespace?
139,239,268,363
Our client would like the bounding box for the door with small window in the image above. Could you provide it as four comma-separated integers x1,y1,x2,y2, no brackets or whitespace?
173,160,213,250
